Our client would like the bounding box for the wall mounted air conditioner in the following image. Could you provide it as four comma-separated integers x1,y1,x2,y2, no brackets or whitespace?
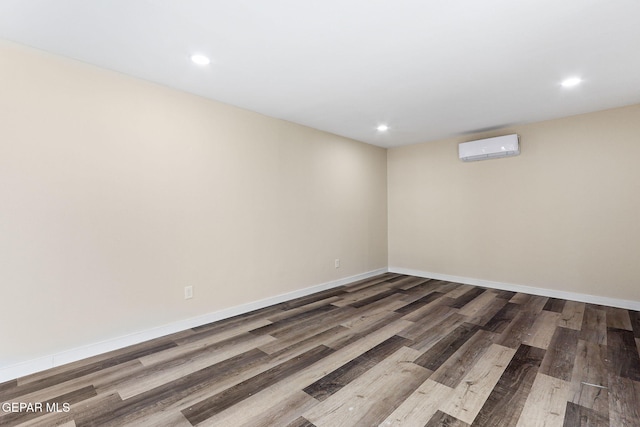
458,134,520,162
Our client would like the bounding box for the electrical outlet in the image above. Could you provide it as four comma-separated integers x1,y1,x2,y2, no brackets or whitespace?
335,259,340,268
184,286,193,299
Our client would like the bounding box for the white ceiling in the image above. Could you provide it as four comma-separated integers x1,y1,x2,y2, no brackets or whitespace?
1,0,639,148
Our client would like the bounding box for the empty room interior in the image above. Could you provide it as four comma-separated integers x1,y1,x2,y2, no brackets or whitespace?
1,1,639,426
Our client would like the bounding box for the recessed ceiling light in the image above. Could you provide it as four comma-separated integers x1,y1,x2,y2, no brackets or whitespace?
561,77,582,88
190,54,211,66
377,124,389,132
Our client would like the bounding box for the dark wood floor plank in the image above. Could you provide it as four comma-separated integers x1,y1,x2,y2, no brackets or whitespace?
571,384,609,418
182,345,334,425
463,295,508,327
539,326,580,381
414,323,481,371
607,328,640,381
580,305,607,345
410,313,467,352
482,302,521,334
394,291,445,315
608,374,640,427
349,288,399,308
570,339,609,417
472,344,545,427
494,290,517,300
431,280,464,294
496,311,537,349
563,401,610,427
449,287,487,309
425,410,471,427
333,281,402,308
347,289,410,314
385,274,412,283
543,297,567,313
286,416,317,427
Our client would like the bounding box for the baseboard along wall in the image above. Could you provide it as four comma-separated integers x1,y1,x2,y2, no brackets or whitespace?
0,268,387,383
389,267,640,311
3,266,638,383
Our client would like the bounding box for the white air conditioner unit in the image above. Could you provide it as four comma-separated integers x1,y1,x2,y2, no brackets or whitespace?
458,134,520,162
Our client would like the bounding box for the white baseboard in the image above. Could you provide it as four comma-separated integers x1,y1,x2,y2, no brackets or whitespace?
0,268,388,383
389,267,640,311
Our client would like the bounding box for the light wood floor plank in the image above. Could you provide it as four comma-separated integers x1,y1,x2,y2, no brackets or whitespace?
516,373,571,427
558,301,586,330
303,346,429,427
521,310,561,350
430,329,499,388
380,379,454,427
605,306,633,331
237,390,319,427
472,344,545,427
439,343,516,424
458,290,498,316
444,283,477,299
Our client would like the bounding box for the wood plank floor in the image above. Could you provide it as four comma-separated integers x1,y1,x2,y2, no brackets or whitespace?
1,273,639,426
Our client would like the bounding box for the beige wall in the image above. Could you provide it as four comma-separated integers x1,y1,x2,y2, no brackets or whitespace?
3,37,639,374
0,41,387,367
388,104,640,302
